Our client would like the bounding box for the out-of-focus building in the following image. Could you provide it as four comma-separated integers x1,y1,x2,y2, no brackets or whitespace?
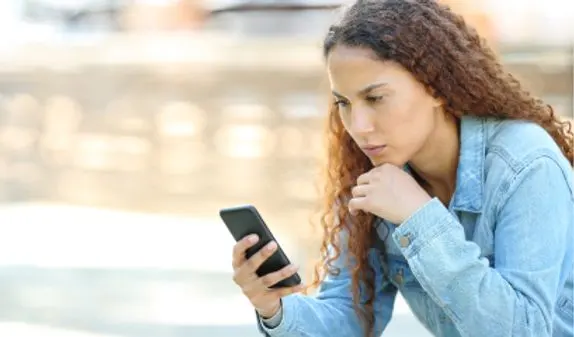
121,0,208,31
0,0,569,223
0,0,570,237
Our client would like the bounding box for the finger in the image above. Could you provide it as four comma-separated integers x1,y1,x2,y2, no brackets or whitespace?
269,284,306,298
241,264,299,295
351,184,370,198
243,241,278,274
258,264,299,289
348,196,368,216
357,172,370,185
232,234,259,269
234,241,278,286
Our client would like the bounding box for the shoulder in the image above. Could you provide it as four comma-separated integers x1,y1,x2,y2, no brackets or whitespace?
483,118,570,173
481,118,574,206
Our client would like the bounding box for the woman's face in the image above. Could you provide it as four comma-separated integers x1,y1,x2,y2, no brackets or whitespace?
326,45,442,167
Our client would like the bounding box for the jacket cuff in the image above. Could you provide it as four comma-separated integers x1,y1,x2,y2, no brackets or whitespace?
392,197,455,258
256,295,299,336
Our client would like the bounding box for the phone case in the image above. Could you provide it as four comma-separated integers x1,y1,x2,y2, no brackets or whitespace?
219,205,302,288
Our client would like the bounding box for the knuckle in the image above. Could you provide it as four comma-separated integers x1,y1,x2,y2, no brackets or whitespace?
232,243,243,256
261,275,275,288
256,246,272,261
263,243,276,254
246,257,258,270
257,249,268,260
256,247,268,258
282,266,294,277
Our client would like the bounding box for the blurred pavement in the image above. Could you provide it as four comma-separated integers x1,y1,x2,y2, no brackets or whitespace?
0,203,432,337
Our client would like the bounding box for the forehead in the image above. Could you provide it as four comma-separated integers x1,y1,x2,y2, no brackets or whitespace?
326,45,413,93
326,45,380,67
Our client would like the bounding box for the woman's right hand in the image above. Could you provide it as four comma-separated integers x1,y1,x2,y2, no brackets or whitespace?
231,234,305,318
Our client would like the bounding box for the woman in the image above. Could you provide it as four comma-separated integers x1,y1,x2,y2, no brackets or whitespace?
230,0,574,336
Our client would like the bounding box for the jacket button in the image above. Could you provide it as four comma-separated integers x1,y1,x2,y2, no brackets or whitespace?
399,236,410,248
394,272,404,285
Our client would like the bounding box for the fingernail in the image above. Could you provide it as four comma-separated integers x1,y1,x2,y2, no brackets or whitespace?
289,265,298,272
266,241,277,251
248,235,259,243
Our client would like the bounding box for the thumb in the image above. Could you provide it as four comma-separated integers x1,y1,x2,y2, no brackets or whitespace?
348,196,368,215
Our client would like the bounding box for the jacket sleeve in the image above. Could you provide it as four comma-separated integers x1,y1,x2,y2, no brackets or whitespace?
392,156,574,336
257,231,398,337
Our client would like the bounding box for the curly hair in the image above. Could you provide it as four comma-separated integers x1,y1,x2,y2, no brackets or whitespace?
308,0,574,336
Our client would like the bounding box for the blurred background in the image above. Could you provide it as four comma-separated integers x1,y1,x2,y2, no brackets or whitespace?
0,0,571,336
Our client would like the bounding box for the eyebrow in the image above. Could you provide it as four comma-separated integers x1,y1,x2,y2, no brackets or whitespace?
332,82,388,99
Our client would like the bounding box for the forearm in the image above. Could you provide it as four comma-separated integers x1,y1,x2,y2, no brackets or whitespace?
256,293,365,337
395,198,559,337
257,250,396,336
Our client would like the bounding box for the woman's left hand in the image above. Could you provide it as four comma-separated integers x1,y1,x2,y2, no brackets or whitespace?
349,164,432,225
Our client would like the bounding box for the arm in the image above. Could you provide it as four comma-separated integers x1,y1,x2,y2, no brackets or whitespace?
393,156,574,336
257,232,398,337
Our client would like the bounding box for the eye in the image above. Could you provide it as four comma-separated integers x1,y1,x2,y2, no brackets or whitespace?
366,96,384,104
334,99,350,108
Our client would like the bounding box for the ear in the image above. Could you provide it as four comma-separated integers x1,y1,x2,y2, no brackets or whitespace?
425,86,444,109
431,96,444,110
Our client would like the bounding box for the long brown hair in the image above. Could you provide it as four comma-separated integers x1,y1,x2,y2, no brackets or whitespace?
309,1,574,336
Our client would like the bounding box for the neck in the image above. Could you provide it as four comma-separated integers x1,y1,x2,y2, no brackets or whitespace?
409,114,460,203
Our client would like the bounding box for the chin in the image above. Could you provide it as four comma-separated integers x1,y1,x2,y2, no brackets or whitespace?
370,156,407,168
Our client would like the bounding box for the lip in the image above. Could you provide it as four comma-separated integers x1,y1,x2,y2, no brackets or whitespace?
360,145,387,156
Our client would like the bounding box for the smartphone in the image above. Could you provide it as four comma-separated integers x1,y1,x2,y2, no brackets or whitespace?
219,205,301,288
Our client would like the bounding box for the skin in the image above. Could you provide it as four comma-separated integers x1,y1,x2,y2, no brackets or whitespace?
232,45,463,320
327,45,460,204
231,235,303,318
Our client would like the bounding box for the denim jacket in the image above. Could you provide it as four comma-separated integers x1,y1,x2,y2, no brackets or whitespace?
257,116,574,337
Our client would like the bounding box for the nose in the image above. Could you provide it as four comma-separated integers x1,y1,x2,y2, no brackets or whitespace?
350,107,375,135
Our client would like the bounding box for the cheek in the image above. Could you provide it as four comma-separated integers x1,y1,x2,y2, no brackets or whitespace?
336,109,362,145
381,96,435,145
376,98,420,133
338,108,352,131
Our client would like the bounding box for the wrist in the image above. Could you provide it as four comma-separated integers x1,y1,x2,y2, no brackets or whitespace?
397,195,433,226
257,301,282,319
401,195,432,223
